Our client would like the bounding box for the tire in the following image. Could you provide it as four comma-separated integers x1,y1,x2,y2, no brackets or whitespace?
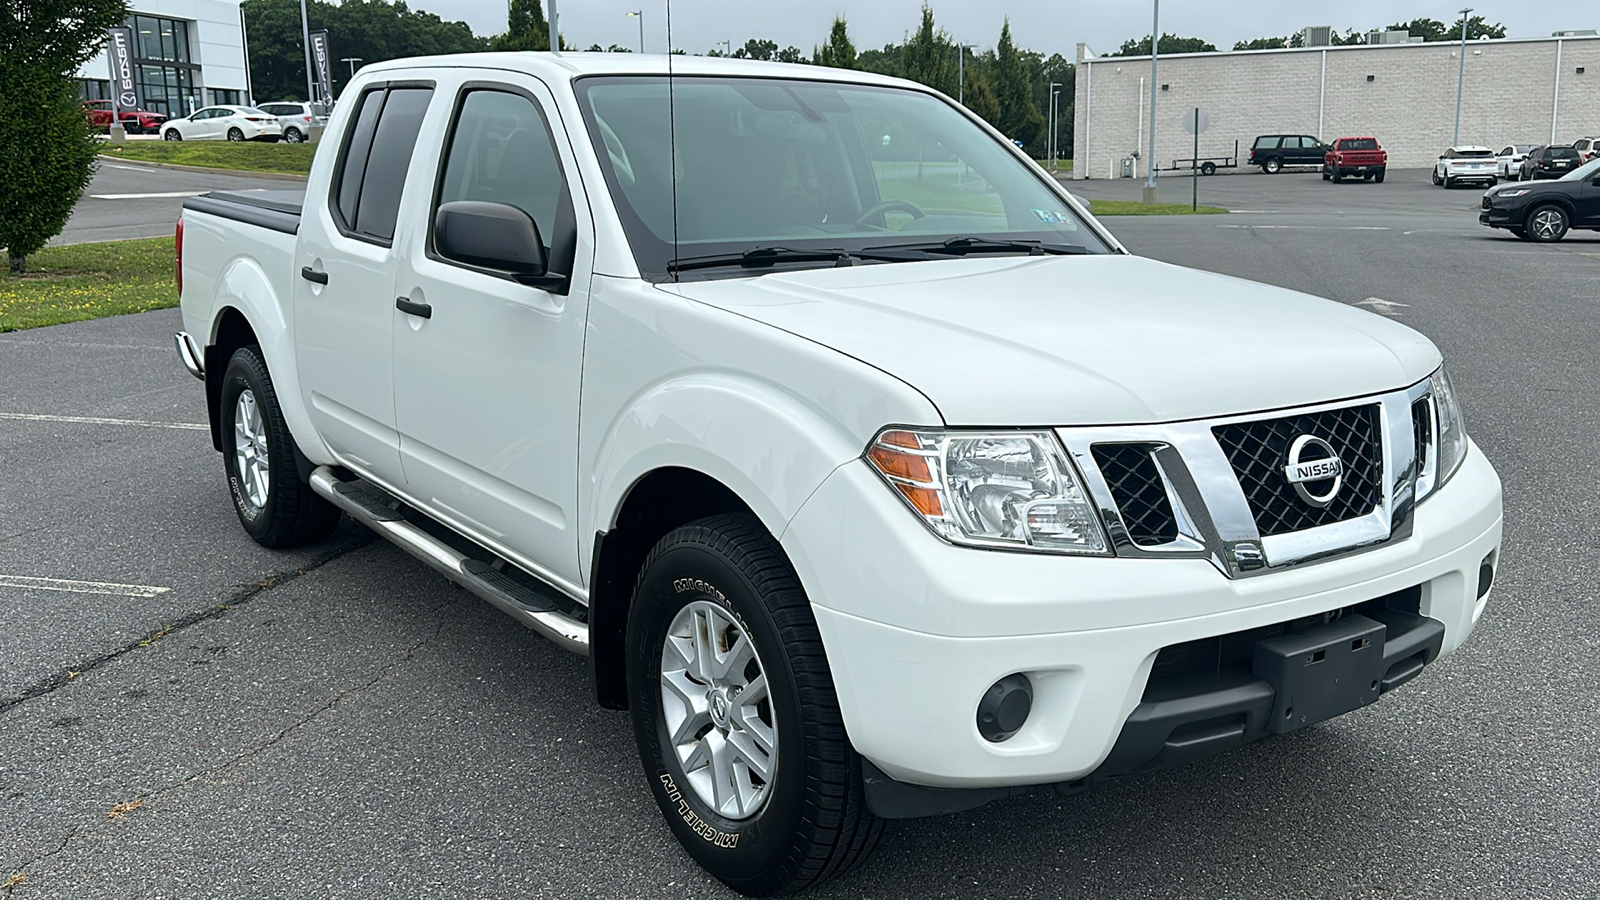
1263,157,1282,174
1373,170,1385,183
627,515,883,896
1487,178,1498,187
1200,161,1216,176
227,127,245,142
1526,205,1569,242
1332,169,1344,183
219,346,342,547
1322,170,1331,181
1431,170,1443,186
1444,176,1455,189
163,128,182,141
284,127,304,144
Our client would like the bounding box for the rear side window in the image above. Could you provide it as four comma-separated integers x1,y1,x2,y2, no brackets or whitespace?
1254,136,1278,149
331,86,434,243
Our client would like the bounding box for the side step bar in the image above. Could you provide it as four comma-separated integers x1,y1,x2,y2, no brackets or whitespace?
309,466,590,656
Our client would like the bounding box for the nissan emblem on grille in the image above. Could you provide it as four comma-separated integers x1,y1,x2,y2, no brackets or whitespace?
1284,435,1344,508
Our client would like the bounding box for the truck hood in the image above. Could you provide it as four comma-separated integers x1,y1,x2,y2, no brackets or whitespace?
666,254,1440,426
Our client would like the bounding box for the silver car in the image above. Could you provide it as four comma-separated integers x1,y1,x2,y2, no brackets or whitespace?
256,101,329,144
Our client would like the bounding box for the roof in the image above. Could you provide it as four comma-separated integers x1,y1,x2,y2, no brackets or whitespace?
1448,145,1494,152
358,51,912,90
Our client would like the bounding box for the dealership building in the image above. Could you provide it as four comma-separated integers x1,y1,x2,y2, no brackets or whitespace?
77,0,251,118
1072,31,1600,179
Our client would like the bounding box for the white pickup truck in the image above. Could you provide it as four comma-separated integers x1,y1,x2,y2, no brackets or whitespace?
174,54,1503,894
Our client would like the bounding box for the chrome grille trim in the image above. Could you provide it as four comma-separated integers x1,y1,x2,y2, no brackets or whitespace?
1058,378,1433,579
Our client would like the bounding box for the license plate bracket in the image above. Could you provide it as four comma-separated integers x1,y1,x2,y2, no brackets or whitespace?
1253,614,1386,734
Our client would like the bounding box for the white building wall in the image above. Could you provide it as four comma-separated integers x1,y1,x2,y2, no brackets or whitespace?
1075,36,1600,178
78,0,247,98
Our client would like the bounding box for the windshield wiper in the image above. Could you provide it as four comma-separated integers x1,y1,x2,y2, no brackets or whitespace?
862,236,1090,257
667,246,860,274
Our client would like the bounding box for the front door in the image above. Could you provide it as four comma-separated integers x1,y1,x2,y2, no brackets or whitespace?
391,76,593,588
294,84,435,486
1577,171,1600,227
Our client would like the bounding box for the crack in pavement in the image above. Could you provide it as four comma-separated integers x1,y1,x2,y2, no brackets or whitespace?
0,571,449,896
0,535,373,716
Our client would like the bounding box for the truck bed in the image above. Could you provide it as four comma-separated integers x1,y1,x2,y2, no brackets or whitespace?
183,189,305,235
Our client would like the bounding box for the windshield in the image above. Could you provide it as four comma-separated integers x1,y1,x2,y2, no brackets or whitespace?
575,76,1110,279
1559,157,1600,181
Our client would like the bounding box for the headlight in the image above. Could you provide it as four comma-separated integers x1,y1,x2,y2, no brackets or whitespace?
1417,365,1468,501
865,429,1109,555
1497,188,1531,198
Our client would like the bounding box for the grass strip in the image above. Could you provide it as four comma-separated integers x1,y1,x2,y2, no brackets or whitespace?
0,238,177,333
98,142,315,175
1091,200,1227,216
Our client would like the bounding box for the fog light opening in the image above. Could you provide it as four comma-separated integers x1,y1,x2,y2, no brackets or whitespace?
976,673,1033,743
1477,554,1495,599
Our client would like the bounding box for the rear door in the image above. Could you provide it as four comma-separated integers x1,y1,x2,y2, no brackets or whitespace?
293,81,435,486
390,74,594,587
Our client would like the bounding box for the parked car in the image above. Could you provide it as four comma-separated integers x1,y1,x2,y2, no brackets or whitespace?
1248,134,1328,173
160,105,283,142
1432,146,1498,188
256,101,328,144
1481,156,1600,242
1518,145,1581,180
1497,144,1536,179
1323,136,1388,183
174,54,1502,895
82,99,168,135
1572,136,1599,162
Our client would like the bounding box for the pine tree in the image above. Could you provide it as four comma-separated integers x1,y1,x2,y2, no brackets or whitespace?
962,66,1002,130
814,16,856,69
994,20,1045,153
900,4,953,95
492,0,551,52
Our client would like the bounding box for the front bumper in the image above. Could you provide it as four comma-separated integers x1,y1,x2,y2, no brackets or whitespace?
782,444,1501,790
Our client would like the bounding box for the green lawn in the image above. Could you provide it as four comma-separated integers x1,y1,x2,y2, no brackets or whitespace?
0,238,177,333
1090,200,1227,216
99,141,316,176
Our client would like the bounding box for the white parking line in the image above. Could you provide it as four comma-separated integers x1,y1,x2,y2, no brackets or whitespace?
1355,297,1410,317
0,412,207,430
1215,224,1392,230
0,575,170,598
90,191,206,200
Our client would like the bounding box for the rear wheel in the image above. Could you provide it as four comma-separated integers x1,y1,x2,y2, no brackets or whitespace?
227,127,245,142
1263,157,1282,174
627,515,883,895
219,346,342,547
284,127,304,143
1373,170,1385,183
1527,205,1569,242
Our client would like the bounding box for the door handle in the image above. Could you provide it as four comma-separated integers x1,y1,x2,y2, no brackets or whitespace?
300,266,328,284
395,297,432,319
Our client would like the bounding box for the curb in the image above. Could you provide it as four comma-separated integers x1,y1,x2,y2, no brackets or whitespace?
95,155,309,183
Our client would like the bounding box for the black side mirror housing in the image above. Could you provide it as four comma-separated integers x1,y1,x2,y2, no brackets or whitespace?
434,200,567,292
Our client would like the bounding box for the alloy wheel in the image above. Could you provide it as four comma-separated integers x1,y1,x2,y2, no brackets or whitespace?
232,389,270,511
1531,209,1565,240
660,599,778,821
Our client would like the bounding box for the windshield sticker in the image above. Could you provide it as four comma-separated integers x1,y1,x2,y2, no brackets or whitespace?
1031,208,1072,224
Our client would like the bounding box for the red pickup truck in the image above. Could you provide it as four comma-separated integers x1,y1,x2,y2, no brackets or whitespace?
1323,137,1387,183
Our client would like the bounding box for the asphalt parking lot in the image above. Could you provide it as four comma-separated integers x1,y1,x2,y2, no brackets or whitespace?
3,165,1598,898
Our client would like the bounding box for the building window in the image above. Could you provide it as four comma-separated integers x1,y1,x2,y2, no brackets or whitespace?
126,15,201,116
209,88,242,106
79,78,111,101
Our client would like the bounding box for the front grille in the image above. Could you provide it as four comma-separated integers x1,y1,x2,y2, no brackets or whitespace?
1212,405,1383,537
1092,444,1178,546
1482,196,1492,210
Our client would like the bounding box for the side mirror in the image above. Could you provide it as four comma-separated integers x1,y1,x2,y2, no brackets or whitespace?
434,200,565,291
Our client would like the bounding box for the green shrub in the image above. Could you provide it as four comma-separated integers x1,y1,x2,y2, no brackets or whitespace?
0,74,100,273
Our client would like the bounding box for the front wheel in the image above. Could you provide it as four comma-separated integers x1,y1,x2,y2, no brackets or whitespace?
1527,205,1569,242
627,515,883,895
163,128,182,141
227,127,245,142
219,346,342,547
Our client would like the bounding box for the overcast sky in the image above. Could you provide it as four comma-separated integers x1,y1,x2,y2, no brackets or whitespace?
406,1,1589,57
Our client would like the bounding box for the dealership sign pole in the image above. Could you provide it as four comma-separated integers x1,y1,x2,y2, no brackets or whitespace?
106,26,141,140
299,0,316,110
310,30,334,106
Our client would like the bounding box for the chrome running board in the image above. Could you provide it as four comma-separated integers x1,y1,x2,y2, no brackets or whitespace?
309,466,589,655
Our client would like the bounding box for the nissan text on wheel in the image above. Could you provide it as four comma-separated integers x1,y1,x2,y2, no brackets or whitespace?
171,53,1504,895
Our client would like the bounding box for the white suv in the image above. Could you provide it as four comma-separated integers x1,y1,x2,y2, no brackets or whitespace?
255,101,329,144
1573,136,1599,162
1432,146,1498,188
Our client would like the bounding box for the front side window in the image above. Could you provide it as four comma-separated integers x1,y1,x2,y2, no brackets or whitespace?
576,76,1109,280
436,89,567,255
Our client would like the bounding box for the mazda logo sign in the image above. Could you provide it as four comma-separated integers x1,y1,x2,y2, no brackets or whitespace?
1283,435,1343,508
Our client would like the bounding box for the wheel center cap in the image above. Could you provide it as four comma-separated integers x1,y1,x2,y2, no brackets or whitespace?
709,689,730,726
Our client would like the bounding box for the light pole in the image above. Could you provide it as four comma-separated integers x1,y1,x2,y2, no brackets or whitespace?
957,43,977,105
716,40,730,56
298,0,315,107
548,0,558,53
1049,83,1062,171
340,57,362,77
627,11,643,53
1144,0,1160,203
1453,7,1472,146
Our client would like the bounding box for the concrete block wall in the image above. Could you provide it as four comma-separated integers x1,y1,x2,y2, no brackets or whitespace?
1074,36,1600,178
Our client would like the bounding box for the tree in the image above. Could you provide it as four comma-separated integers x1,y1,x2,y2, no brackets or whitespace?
241,0,485,102
0,0,128,273
1111,34,1218,56
1234,36,1288,51
814,16,855,69
732,39,778,60
961,66,1001,129
994,20,1045,154
900,4,954,95
585,44,632,53
495,0,548,50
